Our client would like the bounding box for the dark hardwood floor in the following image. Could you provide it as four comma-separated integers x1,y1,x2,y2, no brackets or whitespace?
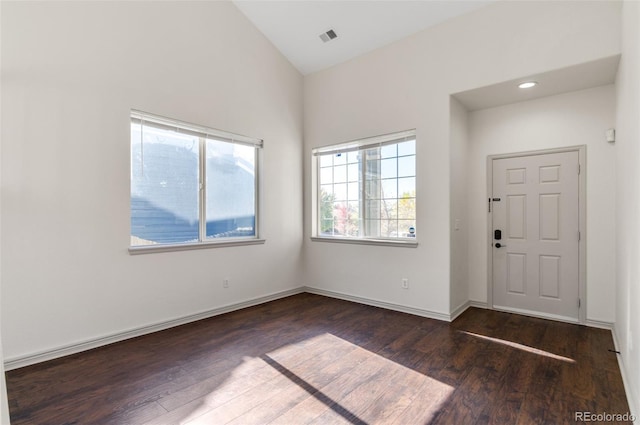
6,293,631,424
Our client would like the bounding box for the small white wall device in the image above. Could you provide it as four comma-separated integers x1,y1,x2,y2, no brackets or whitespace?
606,128,615,143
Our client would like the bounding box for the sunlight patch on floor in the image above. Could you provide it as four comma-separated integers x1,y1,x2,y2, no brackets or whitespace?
180,332,454,425
174,355,272,424
459,330,576,363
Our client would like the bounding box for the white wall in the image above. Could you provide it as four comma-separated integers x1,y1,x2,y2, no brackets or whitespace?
1,1,303,362
0,3,11,422
467,85,617,323
615,0,640,417
449,97,469,314
303,1,620,317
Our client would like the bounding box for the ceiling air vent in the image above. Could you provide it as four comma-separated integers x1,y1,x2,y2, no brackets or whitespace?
319,29,338,43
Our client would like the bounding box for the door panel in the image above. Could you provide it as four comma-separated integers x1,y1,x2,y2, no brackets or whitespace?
507,195,526,239
507,253,526,294
539,255,560,298
539,194,560,240
492,151,580,321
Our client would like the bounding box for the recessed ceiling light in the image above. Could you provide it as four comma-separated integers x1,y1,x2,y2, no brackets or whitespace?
518,81,538,89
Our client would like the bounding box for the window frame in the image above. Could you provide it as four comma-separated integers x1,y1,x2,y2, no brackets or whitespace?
128,110,264,255
311,129,418,248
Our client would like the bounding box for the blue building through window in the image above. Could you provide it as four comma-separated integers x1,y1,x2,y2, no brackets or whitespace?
130,111,260,247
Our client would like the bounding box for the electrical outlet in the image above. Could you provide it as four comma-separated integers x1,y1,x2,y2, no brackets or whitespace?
223,279,229,288
401,278,409,289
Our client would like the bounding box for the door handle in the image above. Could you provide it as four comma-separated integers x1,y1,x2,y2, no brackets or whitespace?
495,243,506,248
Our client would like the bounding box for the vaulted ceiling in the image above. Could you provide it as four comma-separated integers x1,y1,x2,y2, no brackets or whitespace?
233,1,494,75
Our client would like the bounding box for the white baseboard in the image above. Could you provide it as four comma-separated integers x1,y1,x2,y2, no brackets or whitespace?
3,288,455,370
450,300,489,321
451,301,614,330
612,327,639,423
3,286,624,383
4,287,305,371
493,304,582,324
450,301,469,321
468,300,489,309
586,318,615,330
303,286,451,321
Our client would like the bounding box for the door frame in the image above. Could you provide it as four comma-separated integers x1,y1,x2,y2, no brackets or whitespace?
486,145,587,324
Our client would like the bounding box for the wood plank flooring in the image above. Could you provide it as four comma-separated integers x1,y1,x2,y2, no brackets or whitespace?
5,293,631,424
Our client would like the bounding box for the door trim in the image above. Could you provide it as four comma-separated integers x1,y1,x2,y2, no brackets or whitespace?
486,145,587,325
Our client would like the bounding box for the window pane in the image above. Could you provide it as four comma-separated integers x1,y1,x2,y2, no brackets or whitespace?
347,163,359,182
320,188,335,221
365,180,381,200
365,162,379,180
381,144,397,159
364,148,381,180
333,201,359,236
365,200,381,219
398,139,416,156
381,179,397,199
398,155,415,178
334,165,347,183
364,219,380,237
380,200,397,219
344,221,361,237
320,155,333,167
348,201,360,219
131,124,199,245
398,220,416,237
321,219,336,235
398,177,416,197
321,184,334,197
347,151,359,164
333,202,349,235
320,167,333,185
320,201,334,219
334,153,347,165
380,219,398,238
205,139,255,239
398,197,416,219
347,182,360,201
381,158,397,179
333,183,347,201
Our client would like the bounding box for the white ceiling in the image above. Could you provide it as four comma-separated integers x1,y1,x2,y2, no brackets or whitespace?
233,0,494,75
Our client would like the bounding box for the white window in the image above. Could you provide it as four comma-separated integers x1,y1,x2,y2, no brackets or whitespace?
129,110,262,252
312,130,417,244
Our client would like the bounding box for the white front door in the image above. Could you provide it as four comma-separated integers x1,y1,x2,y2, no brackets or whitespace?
491,150,580,322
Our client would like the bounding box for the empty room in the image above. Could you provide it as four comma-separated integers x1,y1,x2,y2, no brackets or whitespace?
1,0,639,424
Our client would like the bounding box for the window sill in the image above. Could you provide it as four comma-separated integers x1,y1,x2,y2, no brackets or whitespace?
128,238,266,255
310,236,418,248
